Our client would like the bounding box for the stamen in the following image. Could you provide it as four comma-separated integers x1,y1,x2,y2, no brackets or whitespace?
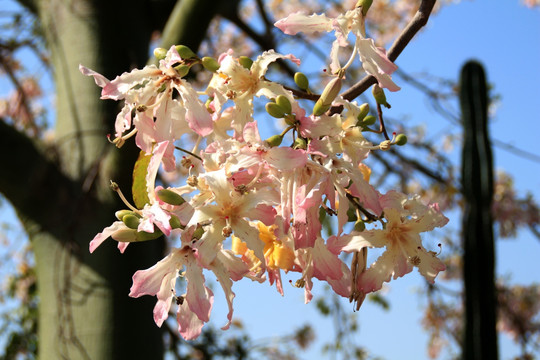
110,181,141,214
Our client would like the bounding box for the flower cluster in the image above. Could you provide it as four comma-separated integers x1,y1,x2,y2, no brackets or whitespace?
82,3,447,340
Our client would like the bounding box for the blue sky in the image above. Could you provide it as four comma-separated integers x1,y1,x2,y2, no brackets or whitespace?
1,0,539,359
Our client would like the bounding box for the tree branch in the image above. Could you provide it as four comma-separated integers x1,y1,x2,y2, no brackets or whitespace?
0,119,77,232
340,0,437,102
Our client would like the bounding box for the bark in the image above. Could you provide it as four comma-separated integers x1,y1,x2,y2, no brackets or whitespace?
1,0,221,358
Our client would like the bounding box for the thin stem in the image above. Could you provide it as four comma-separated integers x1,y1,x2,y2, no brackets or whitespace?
174,146,202,161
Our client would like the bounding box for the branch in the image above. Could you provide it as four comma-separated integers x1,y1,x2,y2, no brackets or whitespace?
340,0,437,102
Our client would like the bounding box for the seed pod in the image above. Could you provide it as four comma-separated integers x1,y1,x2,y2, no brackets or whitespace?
264,134,283,148
238,56,253,70
122,214,141,230
175,45,197,59
356,0,373,16
265,102,286,119
157,189,186,206
313,99,331,117
394,134,407,146
276,95,292,114
202,56,220,72
153,47,168,60
294,72,309,90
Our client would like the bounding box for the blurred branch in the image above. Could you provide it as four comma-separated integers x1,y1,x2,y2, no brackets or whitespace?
0,119,76,232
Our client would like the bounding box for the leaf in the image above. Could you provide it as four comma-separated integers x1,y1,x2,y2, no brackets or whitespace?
132,150,151,209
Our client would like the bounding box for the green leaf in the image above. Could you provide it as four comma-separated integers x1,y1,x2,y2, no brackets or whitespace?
132,150,151,209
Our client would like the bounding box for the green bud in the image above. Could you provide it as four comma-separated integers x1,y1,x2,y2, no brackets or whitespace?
347,208,357,222
314,77,342,116
175,45,197,59
361,115,377,126
294,72,309,90
238,56,253,70
115,209,136,221
394,133,408,146
313,99,331,116
264,134,283,148
174,64,190,78
293,137,307,150
372,84,391,108
169,215,184,229
284,114,296,126
201,56,220,72
356,0,373,16
122,214,141,230
157,189,186,206
135,230,163,242
354,219,366,232
356,103,370,121
192,225,205,240
275,95,292,114
112,229,138,242
265,102,286,118
318,207,326,223
153,47,168,60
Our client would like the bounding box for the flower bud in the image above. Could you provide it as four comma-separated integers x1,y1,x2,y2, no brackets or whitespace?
153,47,168,60
359,115,376,127
356,103,370,121
122,214,141,230
135,230,163,242
192,225,205,240
174,64,190,78
157,188,186,206
264,134,283,147
175,45,197,59
276,95,292,114
394,133,407,146
314,77,342,116
354,219,366,232
294,72,309,90
265,102,286,119
201,56,220,72
238,56,253,70
112,229,137,242
293,137,307,150
169,215,184,229
115,209,136,221
372,84,390,108
284,114,296,126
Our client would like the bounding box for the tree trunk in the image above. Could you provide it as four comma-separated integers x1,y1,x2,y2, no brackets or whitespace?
1,0,222,357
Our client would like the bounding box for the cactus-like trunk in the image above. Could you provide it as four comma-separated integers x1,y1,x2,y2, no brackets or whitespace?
460,60,498,360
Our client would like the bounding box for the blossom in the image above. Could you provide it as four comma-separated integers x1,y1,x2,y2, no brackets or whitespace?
328,191,448,294
80,46,212,169
206,50,300,133
275,8,400,91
